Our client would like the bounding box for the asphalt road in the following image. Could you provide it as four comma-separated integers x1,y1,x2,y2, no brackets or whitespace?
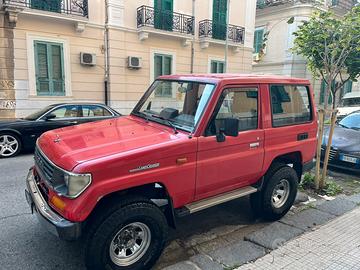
0,154,259,270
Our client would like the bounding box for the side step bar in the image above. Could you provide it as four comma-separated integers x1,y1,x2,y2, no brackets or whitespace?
176,186,258,217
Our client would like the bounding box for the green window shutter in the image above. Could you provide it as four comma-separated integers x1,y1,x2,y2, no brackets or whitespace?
210,61,225,73
154,0,173,31
344,81,353,94
34,41,65,96
254,29,264,53
320,80,325,104
213,0,227,40
154,54,172,96
332,0,339,6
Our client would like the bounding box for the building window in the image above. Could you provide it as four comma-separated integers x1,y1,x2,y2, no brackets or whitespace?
154,0,174,31
213,0,228,40
270,85,312,127
254,28,264,54
154,53,172,96
331,0,339,6
34,41,65,96
210,60,225,73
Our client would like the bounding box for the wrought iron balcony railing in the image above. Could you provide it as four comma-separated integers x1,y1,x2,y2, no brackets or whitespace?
137,5,194,35
256,0,356,9
199,19,245,44
2,0,88,17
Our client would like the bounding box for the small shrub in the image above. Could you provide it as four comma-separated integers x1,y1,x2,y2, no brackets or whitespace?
300,173,315,189
323,181,343,196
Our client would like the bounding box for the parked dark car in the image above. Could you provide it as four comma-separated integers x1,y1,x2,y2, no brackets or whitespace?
321,110,360,173
0,103,120,158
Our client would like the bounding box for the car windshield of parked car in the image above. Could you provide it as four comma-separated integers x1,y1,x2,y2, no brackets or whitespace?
340,98,360,107
133,80,215,132
24,105,56,120
339,112,360,130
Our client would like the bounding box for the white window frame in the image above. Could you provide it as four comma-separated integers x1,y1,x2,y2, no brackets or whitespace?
27,33,72,97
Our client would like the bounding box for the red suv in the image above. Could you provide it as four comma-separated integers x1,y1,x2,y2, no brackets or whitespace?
25,74,317,270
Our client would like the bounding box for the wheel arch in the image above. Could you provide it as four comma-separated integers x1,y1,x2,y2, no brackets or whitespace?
267,151,303,181
86,182,176,229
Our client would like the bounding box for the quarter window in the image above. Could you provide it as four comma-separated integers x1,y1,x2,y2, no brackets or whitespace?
208,88,258,135
34,41,65,96
270,85,312,127
82,105,112,117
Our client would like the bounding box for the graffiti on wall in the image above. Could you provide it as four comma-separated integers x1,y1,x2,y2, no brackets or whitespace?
0,80,16,110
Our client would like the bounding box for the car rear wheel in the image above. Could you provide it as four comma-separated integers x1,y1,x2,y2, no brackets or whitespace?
85,200,168,270
0,133,21,158
251,165,298,221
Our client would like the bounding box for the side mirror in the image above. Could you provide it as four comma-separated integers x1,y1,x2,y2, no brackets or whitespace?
44,113,56,121
216,118,239,142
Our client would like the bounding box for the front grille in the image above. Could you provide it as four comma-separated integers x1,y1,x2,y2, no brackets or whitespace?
34,147,55,186
329,147,338,161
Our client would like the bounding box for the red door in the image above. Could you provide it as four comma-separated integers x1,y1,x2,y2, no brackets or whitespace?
195,86,265,200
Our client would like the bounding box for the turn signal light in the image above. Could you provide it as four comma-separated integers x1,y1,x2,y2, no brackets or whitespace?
50,195,66,212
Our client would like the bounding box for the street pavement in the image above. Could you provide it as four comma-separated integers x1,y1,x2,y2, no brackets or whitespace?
237,206,360,270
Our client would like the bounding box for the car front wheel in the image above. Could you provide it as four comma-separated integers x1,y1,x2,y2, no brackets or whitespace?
0,133,21,158
85,200,168,270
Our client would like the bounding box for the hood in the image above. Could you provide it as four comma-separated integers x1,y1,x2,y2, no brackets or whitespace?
337,106,360,116
0,119,29,127
323,125,360,152
38,116,186,171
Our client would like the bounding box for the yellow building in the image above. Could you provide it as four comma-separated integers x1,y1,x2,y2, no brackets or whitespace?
0,0,256,118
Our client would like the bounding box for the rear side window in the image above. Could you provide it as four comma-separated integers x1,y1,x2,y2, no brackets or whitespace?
270,85,312,127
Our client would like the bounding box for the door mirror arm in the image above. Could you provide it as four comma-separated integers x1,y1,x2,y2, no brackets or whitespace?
216,128,226,142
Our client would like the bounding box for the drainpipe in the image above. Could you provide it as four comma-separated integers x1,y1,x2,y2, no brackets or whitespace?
190,0,195,73
104,0,110,105
224,0,230,73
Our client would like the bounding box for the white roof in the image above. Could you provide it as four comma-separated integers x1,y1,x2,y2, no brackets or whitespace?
342,92,360,99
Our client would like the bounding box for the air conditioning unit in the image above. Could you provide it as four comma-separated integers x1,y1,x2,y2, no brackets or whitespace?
80,53,96,66
128,56,142,69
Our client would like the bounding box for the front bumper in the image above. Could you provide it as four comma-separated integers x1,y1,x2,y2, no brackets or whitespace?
25,170,82,241
320,148,360,174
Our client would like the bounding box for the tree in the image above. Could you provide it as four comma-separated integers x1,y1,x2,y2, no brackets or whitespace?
292,6,360,189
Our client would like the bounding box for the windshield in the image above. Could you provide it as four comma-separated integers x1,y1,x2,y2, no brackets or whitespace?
132,80,215,132
340,98,360,107
338,112,360,130
24,105,55,120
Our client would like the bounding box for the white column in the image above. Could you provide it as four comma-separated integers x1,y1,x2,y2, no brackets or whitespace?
244,0,257,49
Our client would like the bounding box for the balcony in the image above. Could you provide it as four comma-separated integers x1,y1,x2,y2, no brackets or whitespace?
198,19,245,52
256,0,325,9
137,5,194,46
2,0,88,17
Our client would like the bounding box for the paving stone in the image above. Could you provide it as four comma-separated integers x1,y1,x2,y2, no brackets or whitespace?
162,260,199,270
280,208,336,231
190,254,223,270
208,240,266,267
316,197,357,216
346,193,360,204
245,222,304,250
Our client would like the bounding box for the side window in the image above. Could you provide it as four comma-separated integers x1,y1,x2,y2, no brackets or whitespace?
48,105,79,119
208,88,258,135
82,105,112,117
270,85,312,127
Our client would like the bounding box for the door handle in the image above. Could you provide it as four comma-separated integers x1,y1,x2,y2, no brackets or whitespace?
297,133,308,141
250,142,260,149
70,121,78,124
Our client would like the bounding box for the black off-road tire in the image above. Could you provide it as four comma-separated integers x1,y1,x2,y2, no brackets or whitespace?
85,199,168,270
251,164,298,221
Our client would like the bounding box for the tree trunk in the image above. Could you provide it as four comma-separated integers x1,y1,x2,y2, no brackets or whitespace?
320,110,337,189
315,109,325,190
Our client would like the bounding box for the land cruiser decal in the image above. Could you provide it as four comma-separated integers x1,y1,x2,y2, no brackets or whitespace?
129,163,160,173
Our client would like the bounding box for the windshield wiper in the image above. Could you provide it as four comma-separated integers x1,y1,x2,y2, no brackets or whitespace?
338,123,350,129
150,114,179,134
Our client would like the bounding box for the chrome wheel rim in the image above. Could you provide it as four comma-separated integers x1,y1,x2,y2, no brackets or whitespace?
109,222,151,267
0,135,19,157
271,179,290,209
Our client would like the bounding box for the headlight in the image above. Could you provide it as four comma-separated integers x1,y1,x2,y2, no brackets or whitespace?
63,173,92,198
53,170,92,198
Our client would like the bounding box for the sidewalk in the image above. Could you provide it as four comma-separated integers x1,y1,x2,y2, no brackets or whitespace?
237,207,360,270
